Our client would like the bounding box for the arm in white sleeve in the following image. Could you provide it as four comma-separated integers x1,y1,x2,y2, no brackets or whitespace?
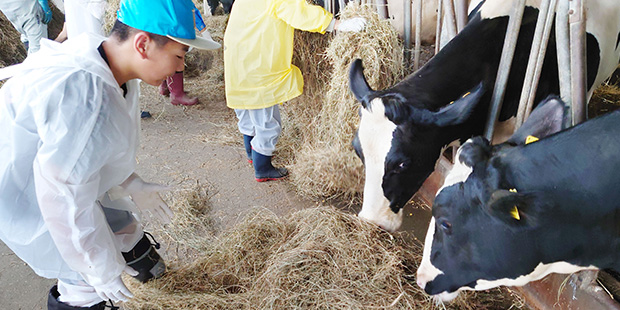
31,72,127,288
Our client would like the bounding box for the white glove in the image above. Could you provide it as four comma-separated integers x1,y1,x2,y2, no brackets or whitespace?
336,17,367,32
94,266,138,303
108,173,174,224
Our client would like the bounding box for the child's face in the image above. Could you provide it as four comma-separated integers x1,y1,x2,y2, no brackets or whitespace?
140,39,189,86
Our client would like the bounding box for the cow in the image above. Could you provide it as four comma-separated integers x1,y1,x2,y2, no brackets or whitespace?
349,0,620,232
416,96,620,301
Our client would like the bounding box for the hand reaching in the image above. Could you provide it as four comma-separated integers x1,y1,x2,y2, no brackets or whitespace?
336,17,367,32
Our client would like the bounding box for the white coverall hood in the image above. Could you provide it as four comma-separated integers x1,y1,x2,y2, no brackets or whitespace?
0,33,142,286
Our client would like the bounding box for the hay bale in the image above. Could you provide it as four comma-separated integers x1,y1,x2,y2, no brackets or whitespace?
280,3,405,199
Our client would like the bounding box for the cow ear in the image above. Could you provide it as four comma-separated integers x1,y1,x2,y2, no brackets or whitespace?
487,189,546,229
382,93,414,125
349,58,376,109
507,96,567,145
409,82,485,127
457,136,492,168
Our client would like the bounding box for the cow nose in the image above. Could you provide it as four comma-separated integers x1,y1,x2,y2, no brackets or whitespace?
416,277,427,290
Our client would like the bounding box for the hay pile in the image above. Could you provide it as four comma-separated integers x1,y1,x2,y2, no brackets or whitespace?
0,13,26,68
123,189,523,310
280,3,405,200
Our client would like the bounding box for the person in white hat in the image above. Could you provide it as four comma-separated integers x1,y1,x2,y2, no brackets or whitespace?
0,0,220,309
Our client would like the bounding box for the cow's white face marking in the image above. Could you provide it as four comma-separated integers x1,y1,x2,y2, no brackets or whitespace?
438,139,475,193
357,97,401,232
417,217,443,285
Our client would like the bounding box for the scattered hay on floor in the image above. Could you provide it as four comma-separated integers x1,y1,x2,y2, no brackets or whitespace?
123,205,427,310
0,12,27,68
280,3,405,200
123,198,525,310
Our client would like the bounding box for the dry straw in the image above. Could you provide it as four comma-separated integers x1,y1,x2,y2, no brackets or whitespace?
123,187,523,310
280,3,405,200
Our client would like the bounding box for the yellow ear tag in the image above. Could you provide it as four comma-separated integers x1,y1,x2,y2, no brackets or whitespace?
525,135,539,144
509,188,517,193
510,206,521,220
462,92,471,98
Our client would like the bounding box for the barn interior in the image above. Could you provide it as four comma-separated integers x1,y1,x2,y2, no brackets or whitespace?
1,0,619,309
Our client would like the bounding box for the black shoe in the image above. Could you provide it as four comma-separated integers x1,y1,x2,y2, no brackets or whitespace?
47,285,107,310
122,232,166,283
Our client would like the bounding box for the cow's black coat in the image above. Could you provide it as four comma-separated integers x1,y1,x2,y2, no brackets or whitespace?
351,5,602,213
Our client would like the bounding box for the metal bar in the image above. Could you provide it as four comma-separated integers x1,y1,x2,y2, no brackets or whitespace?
442,0,458,42
515,0,557,127
404,0,412,65
413,0,422,70
435,0,443,54
556,0,572,128
569,0,587,124
483,0,526,141
375,0,388,19
455,0,468,33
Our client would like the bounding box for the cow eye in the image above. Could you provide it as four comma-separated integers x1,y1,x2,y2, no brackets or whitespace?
439,220,452,234
395,161,408,172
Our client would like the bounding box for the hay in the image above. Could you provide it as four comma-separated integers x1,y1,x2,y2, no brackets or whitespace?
123,196,524,310
279,3,405,200
0,13,27,68
123,205,423,310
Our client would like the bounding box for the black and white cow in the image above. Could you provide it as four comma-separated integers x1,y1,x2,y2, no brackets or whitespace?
350,0,620,231
416,96,620,301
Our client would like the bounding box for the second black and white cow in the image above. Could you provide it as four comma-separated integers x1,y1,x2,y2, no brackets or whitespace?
416,97,620,301
350,0,620,231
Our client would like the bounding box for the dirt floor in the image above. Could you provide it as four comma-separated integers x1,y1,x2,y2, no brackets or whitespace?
2,4,618,308
0,64,439,309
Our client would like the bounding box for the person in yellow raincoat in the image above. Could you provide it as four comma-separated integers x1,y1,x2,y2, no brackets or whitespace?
224,0,366,182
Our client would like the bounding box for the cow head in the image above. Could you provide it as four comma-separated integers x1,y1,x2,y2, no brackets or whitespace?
349,59,485,231
416,97,584,301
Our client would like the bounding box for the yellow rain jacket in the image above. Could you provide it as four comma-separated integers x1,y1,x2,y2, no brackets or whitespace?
224,0,333,110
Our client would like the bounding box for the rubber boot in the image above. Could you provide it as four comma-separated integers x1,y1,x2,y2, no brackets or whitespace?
168,71,199,106
158,79,170,97
252,149,288,182
122,232,166,283
47,285,107,310
243,135,253,164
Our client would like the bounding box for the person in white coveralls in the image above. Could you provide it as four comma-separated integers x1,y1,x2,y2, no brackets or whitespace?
0,0,220,309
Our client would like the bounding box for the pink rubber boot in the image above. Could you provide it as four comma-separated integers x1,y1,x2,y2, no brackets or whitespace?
168,71,199,106
159,79,170,96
